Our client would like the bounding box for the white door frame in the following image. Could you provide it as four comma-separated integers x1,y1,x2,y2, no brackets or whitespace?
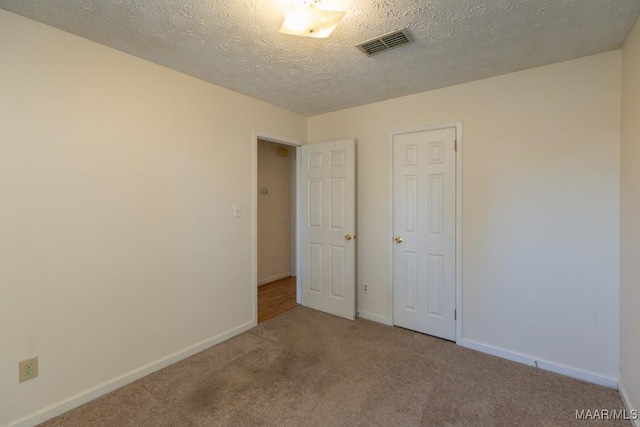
252,132,303,325
387,122,464,342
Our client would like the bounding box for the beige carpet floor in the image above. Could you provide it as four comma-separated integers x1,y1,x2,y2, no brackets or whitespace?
41,307,628,426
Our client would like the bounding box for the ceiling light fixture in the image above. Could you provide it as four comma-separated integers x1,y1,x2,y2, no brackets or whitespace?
279,0,346,38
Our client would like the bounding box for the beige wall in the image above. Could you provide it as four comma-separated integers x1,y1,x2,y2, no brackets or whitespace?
257,141,292,284
620,15,640,416
1,7,631,425
308,52,621,381
0,10,306,426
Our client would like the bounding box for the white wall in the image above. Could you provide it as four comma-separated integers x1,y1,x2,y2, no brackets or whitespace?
257,141,292,284
0,10,306,426
308,52,621,382
620,15,640,417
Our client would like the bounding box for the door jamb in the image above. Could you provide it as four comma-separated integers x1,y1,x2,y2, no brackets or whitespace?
387,122,463,343
252,132,303,325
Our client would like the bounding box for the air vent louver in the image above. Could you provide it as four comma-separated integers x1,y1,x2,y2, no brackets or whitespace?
356,29,413,57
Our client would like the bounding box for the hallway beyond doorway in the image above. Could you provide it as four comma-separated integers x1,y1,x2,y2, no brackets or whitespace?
258,276,297,323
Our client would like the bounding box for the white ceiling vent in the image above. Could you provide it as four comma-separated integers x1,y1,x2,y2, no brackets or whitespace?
356,29,413,57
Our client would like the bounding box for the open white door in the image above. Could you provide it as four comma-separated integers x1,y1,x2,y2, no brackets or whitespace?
393,127,456,341
300,139,356,320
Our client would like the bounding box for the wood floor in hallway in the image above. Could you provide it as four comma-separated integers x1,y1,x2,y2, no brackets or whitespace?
258,276,297,323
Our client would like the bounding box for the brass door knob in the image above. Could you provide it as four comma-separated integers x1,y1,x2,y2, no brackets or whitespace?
345,234,355,241
394,236,403,243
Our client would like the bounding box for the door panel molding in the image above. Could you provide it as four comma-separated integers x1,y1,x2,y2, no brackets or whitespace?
387,122,463,342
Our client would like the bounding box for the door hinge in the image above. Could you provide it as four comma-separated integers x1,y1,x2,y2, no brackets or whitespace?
454,309,457,321
454,140,457,152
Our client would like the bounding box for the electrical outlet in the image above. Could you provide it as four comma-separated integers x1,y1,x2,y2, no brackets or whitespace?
363,283,369,293
19,357,38,383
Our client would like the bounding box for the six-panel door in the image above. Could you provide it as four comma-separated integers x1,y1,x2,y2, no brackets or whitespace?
393,128,456,341
300,139,356,320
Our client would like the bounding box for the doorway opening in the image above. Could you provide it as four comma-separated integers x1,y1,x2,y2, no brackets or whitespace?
255,136,300,323
252,135,357,324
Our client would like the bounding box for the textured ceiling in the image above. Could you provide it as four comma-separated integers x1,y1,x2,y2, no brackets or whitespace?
1,0,639,116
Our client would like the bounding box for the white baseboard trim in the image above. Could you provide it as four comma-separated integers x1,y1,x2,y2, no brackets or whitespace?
458,338,618,389
257,272,291,286
619,382,640,427
357,310,392,326
459,338,536,367
536,360,618,389
7,320,257,427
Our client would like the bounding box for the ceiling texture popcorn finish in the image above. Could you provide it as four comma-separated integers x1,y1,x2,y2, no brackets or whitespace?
1,0,639,116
